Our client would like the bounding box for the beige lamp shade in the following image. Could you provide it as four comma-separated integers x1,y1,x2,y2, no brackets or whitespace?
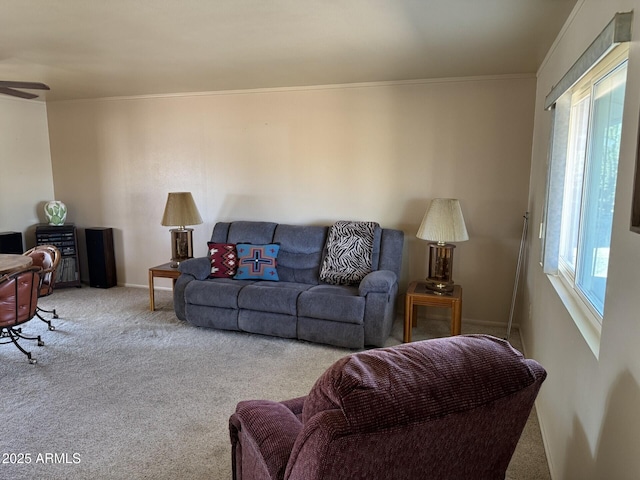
161,192,203,228
416,198,468,294
417,198,469,244
161,192,203,267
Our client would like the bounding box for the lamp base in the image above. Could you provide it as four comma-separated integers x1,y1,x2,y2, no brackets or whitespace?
424,279,454,295
169,228,194,267
425,242,456,295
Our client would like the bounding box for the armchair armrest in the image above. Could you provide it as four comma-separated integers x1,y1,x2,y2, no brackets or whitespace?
280,396,306,418
178,257,211,280
358,270,397,296
230,400,303,480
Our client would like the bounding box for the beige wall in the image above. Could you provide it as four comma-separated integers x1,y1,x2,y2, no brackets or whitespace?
0,96,54,247
524,0,640,478
46,76,535,324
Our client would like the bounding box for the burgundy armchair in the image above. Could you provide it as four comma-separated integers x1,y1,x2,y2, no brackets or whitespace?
229,334,546,480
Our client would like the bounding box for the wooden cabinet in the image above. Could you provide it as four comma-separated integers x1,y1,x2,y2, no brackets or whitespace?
36,224,81,288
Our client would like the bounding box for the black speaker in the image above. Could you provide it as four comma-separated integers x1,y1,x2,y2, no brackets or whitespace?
0,231,23,254
85,228,117,288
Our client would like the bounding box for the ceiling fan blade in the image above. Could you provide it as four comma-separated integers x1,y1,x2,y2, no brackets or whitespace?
0,87,39,99
0,81,50,90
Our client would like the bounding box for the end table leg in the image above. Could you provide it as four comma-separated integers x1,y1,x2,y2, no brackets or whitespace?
404,295,412,343
149,270,155,311
452,299,462,335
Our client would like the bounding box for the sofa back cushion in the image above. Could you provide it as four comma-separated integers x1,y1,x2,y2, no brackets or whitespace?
210,220,404,286
378,228,404,278
217,221,278,245
301,335,546,431
212,222,328,285
273,225,327,284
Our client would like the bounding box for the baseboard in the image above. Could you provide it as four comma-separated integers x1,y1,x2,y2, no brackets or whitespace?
464,317,518,331
535,406,555,479
517,328,555,480
122,282,158,289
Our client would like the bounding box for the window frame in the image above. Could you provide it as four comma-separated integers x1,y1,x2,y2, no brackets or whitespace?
542,44,629,357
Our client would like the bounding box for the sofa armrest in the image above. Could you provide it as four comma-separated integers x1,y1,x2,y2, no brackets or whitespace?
358,270,397,296
230,399,303,480
178,257,211,280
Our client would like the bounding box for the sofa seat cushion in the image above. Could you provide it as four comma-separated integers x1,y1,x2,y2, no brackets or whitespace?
298,285,365,324
185,278,255,309
238,282,313,316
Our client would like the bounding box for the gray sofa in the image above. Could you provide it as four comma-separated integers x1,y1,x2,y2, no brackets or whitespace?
173,221,404,348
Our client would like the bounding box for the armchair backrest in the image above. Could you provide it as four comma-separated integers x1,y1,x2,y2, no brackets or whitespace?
286,335,546,480
0,267,41,328
24,245,60,297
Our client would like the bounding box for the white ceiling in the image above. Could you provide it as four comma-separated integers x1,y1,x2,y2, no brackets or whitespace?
0,0,578,102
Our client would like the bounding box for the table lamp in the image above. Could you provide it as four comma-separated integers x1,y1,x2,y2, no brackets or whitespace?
416,198,469,294
161,192,203,267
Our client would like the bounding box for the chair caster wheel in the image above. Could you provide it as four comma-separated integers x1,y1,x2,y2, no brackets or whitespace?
38,340,44,347
49,325,55,331
28,357,37,365
53,314,59,319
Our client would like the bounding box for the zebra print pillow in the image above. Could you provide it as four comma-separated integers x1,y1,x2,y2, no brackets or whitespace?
319,221,379,285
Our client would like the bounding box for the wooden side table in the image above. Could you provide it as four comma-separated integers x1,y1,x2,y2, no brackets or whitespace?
148,262,181,311
404,281,462,342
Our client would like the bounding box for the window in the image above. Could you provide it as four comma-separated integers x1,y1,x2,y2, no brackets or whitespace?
543,43,629,348
542,12,632,356
557,55,628,318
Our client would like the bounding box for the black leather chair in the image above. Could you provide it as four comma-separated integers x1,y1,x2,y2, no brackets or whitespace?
0,267,45,364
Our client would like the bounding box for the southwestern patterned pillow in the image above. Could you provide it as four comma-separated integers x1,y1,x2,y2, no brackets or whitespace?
234,243,280,281
207,242,238,278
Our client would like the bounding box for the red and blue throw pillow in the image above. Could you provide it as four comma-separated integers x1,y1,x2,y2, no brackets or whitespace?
234,243,280,281
207,242,238,278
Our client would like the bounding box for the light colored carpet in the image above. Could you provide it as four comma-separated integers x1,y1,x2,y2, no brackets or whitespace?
0,286,550,479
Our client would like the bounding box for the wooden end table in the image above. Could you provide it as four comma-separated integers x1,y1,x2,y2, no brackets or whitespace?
404,281,462,342
148,262,181,311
